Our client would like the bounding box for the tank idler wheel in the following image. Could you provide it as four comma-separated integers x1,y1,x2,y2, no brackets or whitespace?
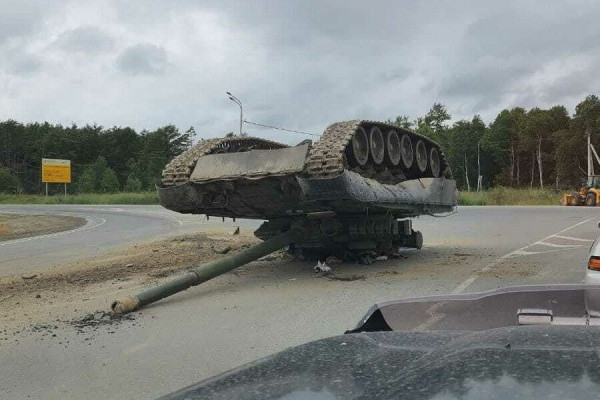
349,127,370,167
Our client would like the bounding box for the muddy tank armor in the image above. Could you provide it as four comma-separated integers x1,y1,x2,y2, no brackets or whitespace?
158,120,457,261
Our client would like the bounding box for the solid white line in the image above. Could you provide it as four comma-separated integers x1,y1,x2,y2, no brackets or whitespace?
552,235,595,242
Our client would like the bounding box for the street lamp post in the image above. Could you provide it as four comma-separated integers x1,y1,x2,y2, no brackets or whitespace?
226,92,243,136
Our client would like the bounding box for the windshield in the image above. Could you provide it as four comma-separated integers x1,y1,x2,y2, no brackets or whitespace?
1,2,600,400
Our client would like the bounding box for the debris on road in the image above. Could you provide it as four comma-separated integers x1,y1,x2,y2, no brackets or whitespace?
21,274,38,280
213,245,232,254
314,261,332,275
328,274,366,282
231,226,240,235
70,310,134,330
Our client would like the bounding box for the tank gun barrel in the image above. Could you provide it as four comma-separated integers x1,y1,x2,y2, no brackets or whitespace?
111,226,303,314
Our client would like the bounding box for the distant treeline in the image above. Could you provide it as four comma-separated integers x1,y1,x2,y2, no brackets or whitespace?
387,95,600,191
0,122,194,194
1,94,599,194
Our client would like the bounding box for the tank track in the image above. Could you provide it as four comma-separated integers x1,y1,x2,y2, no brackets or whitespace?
161,137,287,186
304,120,451,182
161,120,451,187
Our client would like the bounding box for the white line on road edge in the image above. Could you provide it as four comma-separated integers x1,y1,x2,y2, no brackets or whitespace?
416,217,595,331
0,216,107,246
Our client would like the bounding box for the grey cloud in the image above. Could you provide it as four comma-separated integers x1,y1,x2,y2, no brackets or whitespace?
6,53,42,76
0,0,51,43
538,64,600,104
55,26,115,54
116,44,167,75
3,1,600,141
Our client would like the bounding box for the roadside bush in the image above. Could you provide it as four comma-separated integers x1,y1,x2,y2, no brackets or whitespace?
0,167,19,194
124,175,143,192
99,168,120,193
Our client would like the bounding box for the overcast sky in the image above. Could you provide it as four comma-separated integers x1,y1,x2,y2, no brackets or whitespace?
1,0,599,144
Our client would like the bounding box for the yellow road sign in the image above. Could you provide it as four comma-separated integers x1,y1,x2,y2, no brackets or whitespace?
42,158,71,183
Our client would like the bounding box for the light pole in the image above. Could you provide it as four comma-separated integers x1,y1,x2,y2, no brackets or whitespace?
226,92,243,136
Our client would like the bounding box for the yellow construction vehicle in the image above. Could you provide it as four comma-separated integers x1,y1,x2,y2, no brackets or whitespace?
562,176,600,206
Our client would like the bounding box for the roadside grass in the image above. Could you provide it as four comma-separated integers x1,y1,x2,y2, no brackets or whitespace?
0,187,566,206
460,187,564,206
0,191,159,205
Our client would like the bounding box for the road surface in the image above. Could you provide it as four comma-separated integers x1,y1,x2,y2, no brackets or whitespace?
2,206,600,399
0,205,259,277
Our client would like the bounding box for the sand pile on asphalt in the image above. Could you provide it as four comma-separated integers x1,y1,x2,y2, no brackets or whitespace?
0,233,259,335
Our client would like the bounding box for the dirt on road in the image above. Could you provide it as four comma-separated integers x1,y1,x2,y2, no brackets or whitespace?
0,232,265,335
0,212,86,241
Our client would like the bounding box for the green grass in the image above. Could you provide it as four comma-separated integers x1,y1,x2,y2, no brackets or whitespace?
459,187,564,206
0,191,159,205
0,187,567,206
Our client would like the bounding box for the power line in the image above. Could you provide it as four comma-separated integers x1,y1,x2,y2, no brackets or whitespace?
243,120,320,137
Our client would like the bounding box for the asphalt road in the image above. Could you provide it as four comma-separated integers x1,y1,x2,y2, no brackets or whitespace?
2,206,600,399
0,205,260,277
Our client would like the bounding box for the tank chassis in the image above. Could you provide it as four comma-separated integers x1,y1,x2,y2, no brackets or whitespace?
111,120,458,313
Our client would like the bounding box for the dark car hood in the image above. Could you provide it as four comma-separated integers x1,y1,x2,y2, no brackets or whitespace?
162,285,600,400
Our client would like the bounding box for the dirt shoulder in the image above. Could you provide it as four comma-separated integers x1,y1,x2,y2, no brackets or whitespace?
0,212,86,241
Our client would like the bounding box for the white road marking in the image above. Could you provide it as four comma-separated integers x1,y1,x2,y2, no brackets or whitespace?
0,216,106,246
552,235,595,242
416,216,595,331
534,241,582,248
510,250,541,256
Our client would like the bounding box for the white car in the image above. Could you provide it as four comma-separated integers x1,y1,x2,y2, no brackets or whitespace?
585,235,600,316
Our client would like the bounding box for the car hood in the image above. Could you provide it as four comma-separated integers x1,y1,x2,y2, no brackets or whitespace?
162,285,600,400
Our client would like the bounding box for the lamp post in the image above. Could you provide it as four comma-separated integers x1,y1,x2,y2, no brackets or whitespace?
226,92,243,136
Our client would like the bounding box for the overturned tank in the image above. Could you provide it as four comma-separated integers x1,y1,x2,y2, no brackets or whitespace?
159,120,457,261
112,120,457,313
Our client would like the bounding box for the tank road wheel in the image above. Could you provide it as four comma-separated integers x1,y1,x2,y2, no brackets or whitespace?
429,147,441,177
586,193,596,206
348,127,369,167
385,130,401,167
400,134,414,169
415,140,428,173
369,127,385,166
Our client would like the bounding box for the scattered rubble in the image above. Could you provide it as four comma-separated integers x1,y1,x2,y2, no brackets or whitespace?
314,261,332,275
